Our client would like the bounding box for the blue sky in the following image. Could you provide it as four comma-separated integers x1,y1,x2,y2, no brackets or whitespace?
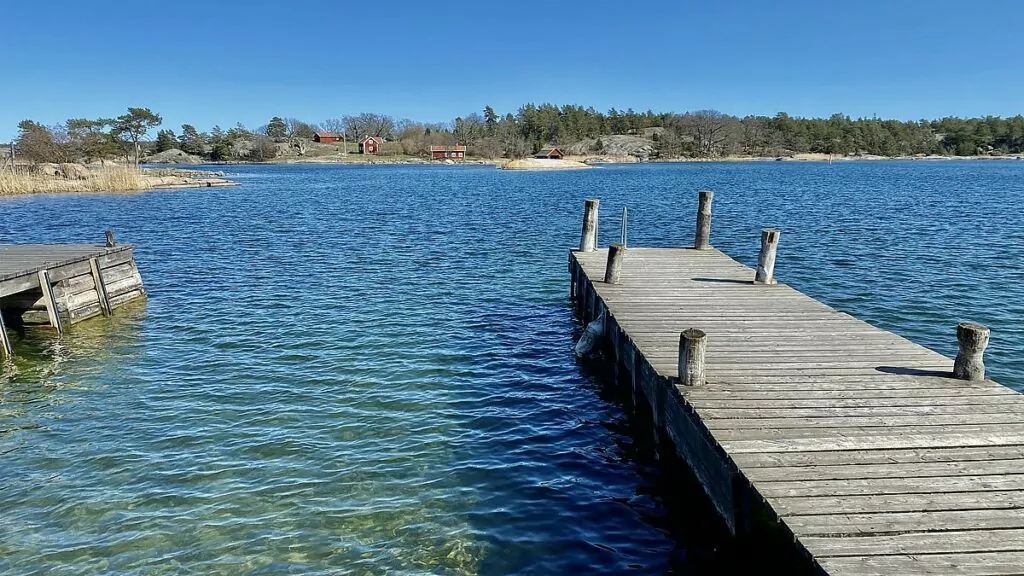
2,0,1022,140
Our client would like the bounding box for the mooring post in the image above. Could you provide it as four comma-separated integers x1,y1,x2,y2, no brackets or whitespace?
580,199,599,252
678,328,707,386
105,229,115,248
754,228,781,285
954,322,990,381
695,190,714,249
605,243,625,284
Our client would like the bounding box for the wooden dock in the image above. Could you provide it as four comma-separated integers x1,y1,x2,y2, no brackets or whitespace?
0,238,146,357
569,198,1024,575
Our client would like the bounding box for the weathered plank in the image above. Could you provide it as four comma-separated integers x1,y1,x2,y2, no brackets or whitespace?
756,474,1024,498
803,529,1024,557
788,508,1024,535
817,551,1024,576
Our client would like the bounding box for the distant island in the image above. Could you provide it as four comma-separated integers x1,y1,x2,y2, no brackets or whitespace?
3,104,1023,192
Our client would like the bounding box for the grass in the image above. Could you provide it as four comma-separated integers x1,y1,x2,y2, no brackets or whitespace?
0,167,146,195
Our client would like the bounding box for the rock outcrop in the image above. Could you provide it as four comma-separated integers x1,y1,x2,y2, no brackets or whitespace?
142,148,203,164
565,135,656,161
60,163,90,180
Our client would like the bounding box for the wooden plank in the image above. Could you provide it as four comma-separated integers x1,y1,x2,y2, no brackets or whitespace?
714,424,1024,442
773,490,1024,515
109,289,144,308
701,403,1024,419
747,459,1024,482
692,394,1022,408
735,445,1024,468
47,260,93,283
99,262,136,285
0,309,12,358
817,551,1024,576
707,413,1024,430
89,257,111,316
756,474,1024,498
687,388,1015,400
789,508,1024,535
104,273,143,298
0,274,39,298
722,433,1024,454
803,529,1024,558
37,269,63,335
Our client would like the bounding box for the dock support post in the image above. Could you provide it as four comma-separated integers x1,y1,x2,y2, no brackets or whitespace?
754,228,781,285
580,199,599,252
604,243,625,284
695,190,713,249
0,311,12,359
105,229,115,248
37,270,64,335
89,257,112,316
954,322,990,381
679,328,707,387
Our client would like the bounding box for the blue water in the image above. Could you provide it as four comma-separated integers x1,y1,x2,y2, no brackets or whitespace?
1,161,1021,574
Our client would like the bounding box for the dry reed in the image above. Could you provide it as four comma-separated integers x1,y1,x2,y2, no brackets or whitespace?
0,167,146,195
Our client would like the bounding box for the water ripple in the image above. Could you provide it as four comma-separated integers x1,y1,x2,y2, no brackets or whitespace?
1,161,1022,574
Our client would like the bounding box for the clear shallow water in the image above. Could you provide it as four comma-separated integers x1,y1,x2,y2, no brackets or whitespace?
0,161,1021,574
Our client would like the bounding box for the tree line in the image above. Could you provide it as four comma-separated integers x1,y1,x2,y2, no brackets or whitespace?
11,104,1024,164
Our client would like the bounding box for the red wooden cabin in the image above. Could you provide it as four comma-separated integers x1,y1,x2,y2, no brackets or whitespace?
430,145,467,160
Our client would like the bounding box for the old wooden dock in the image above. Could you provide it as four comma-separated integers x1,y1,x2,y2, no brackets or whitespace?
570,197,1023,575
0,234,146,357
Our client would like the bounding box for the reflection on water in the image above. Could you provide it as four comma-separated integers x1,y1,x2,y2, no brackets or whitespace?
0,161,1021,574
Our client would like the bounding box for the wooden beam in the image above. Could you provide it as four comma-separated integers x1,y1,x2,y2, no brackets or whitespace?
0,309,12,359
89,257,112,316
37,269,64,335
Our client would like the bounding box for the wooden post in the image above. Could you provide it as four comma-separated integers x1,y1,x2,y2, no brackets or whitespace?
605,243,625,284
695,190,713,249
37,270,64,335
954,322,990,381
754,228,781,285
579,199,599,252
89,257,112,316
678,328,707,387
105,229,115,248
0,310,12,359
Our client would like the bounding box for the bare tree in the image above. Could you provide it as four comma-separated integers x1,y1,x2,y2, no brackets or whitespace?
683,110,731,157
343,113,395,140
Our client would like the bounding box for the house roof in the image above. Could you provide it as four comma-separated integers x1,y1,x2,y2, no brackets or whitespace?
536,148,562,156
315,132,339,138
429,145,467,151
360,135,384,143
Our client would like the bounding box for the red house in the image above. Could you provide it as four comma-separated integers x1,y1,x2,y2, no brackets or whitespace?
430,145,467,160
359,136,384,154
313,132,342,144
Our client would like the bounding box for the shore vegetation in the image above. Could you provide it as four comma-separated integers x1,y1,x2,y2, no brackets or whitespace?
0,166,144,195
6,104,1024,169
